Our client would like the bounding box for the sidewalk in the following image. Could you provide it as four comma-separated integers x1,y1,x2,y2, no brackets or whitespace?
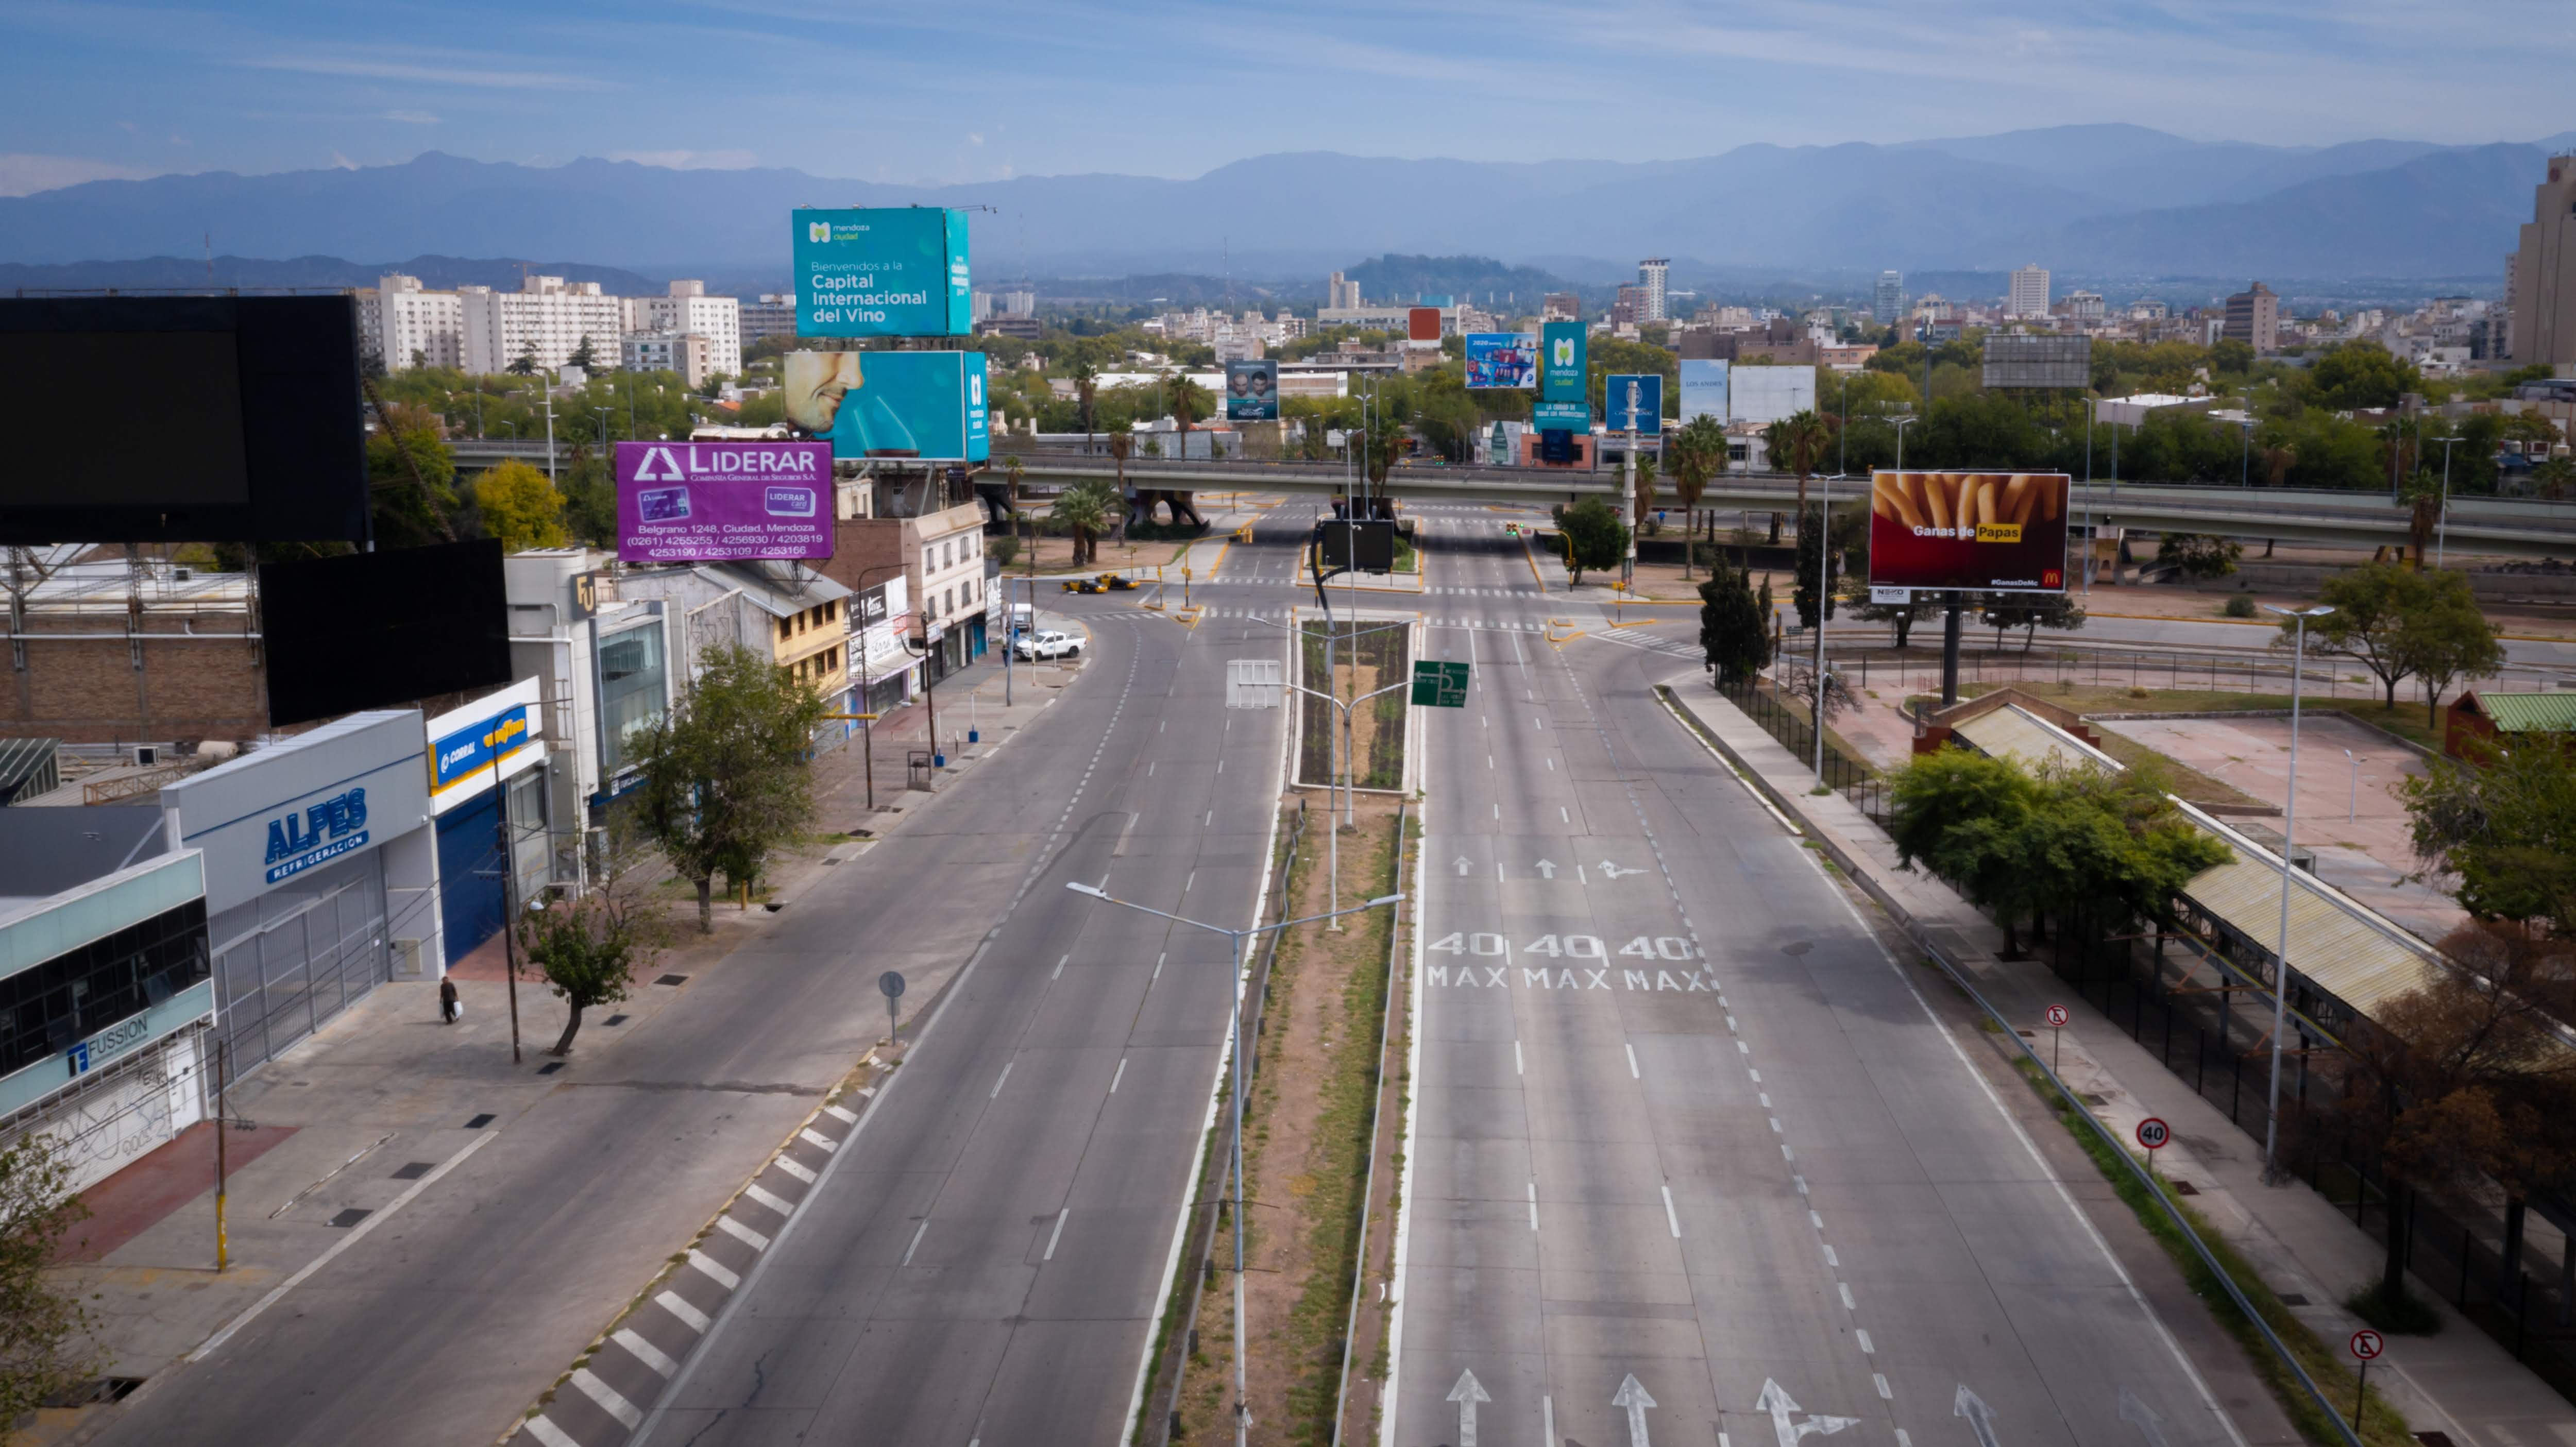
1661,673,2576,1447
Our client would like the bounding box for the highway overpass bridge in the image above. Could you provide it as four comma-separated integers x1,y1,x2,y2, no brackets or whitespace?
444,438,2576,557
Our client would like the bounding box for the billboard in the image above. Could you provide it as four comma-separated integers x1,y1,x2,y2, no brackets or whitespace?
792,208,972,337
1679,359,1729,423
1224,359,1279,421
1464,333,1537,389
1604,373,1664,433
617,440,835,563
783,350,990,462
1982,334,2091,389
1729,364,1816,425
1539,320,1587,403
1867,472,2069,594
261,539,511,727
1407,307,1443,343
1532,400,1590,429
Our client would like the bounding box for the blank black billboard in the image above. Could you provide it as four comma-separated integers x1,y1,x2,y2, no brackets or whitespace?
260,539,513,727
1315,518,1397,573
0,296,368,543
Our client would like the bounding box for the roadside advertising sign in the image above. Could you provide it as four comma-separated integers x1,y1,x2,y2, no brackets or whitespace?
1540,320,1588,404
1679,358,1728,423
1464,333,1538,389
1408,307,1443,343
1605,373,1664,434
783,350,990,463
1224,360,1279,421
616,440,834,562
792,208,972,337
1532,400,1590,429
1866,471,2069,593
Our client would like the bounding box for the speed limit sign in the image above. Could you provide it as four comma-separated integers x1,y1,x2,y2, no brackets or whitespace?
2044,1003,2070,1028
2136,1117,2171,1151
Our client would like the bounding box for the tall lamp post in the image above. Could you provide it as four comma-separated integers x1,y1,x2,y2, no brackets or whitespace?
2432,434,2463,569
1065,880,1403,1447
2258,603,2334,1187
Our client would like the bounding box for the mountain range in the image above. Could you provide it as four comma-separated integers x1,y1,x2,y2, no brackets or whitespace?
1,124,2567,286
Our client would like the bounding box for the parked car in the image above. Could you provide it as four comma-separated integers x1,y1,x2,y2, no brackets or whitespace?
1014,630,1083,660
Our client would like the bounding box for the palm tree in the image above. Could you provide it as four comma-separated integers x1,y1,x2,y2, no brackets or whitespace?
1165,370,1209,432
1071,359,1099,454
1666,415,1725,578
1631,440,1659,533
2530,456,2576,501
1052,479,1115,568
1003,454,1027,561
1769,408,1834,513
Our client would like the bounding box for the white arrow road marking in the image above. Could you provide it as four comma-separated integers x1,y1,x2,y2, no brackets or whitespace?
1535,859,1558,879
1448,1369,1492,1447
2118,1388,2170,1447
1756,1378,1860,1447
1956,1385,2003,1447
1613,1373,1657,1447
1599,860,1642,878
1455,856,1474,876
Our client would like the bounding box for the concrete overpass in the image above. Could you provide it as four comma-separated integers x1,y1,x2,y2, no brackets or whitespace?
445,437,2576,557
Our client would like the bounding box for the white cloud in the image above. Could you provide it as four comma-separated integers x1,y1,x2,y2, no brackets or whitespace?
606,149,760,169
247,54,605,90
969,132,984,146
0,152,157,196
383,109,441,125
330,150,358,169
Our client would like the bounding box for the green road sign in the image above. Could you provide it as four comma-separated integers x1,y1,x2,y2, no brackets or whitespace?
1411,660,1469,708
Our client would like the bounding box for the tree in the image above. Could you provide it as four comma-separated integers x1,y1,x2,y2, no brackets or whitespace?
474,459,569,551
1978,591,2086,652
1842,572,1936,646
631,642,830,932
2157,533,2243,579
1002,454,1027,558
0,1131,95,1428
2306,341,2418,411
366,403,460,549
1052,479,1116,568
1071,359,1099,451
2395,569,2505,726
516,870,666,1054
2296,561,2425,708
1764,408,1834,515
1630,441,1659,531
1791,502,1864,631
1557,497,1627,586
507,349,539,377
2402,735,2576,937
2531,456,2576,501
2399,468,2444,566
1699,553,1772,684
1665,415,1725,577
1164,370,1210,430
567,335,598,370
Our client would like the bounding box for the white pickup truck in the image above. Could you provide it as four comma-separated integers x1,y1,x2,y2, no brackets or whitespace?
1013,629,1083,660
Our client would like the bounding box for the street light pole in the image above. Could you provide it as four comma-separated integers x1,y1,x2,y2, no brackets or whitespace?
2258,603,2334,1187
1814,464,1830,777
2433,434,2462,569
1065,881,1403,1447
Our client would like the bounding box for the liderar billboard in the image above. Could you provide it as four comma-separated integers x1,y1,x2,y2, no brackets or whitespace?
792,208,972,337
1866,471,2068,593
783,350,990,462
617,440,835,563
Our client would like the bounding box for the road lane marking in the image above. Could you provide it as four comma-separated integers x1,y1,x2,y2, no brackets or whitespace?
615,1328,680,1377
1839,1282,1856,1310
1111,1057,1129,1093
744,1184,792,1216
187,1131,496,1364
1857,1329,1875,1355
1625,1043,1641,1079
1044,1207,1069,1260
822,1104,858,1125
1662,1184,1682,1237
1561,806,1570,823
573,1368,644,1429
655,1291,710,1333
903,1219,928,1266
716,1216,770,1251
1528,1182,1539,1231
525,1416,582,1447
775,1156,817,1183
799,1128,837,1152
1822,1245,1838,1266
1054,953,1067,978
1515,1040,1523,1076
1154,951,1165,980
1874,1374,1892,1401
688,1250,740,1290
990,1061,1014,1098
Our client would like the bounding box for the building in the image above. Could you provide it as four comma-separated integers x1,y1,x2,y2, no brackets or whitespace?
1612,285,1649,328
1543,292,1580,321
621,331,715,388
460,276,628,376
1637,259,1669,322
2,551,264,746
1327,271,1362,310
2056,290,2107,324
1318,304,1434,333
2223,281,2280,353
974,315,1043,341
2509,154,2576,367
2008,264,2050,318
360,274,465,371
814,474,991,684
625,280,742,379
0,808,213,1194
2446,689,2576,759
416,680,552,967
1872,271,1905,326
739,294,798,350
618,563,854,705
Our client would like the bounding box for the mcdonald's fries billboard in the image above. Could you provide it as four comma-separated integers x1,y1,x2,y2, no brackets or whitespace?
1866,471,2069,593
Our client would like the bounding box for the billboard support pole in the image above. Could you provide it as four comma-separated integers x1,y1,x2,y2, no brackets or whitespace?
1623,432,1637,586
1814,464,1829,776
1941,593,1964,708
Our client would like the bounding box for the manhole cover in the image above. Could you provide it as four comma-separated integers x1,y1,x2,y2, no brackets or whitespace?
39,1377,145,1408
465,1113,496,1129
2278,1292,2309,1306
603,1014,629,1027
536,1061,565,1076
391,1162,434,1181
656,974,690,986
328,1208,372,1228
2171,1179,2200,1197
1782,941,1814,957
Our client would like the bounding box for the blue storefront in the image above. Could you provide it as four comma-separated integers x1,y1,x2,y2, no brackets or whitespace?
424,679,549,966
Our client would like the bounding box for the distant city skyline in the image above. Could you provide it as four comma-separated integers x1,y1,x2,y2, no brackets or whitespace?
2,1,2572,197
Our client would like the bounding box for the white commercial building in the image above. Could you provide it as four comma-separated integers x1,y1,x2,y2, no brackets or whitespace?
2009,264,2051,318
625,280,742,379
460,276,628,376
1638,259,1669,322
360,274,466,372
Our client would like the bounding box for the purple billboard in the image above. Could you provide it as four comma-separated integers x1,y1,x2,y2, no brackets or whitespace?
615,440,834,562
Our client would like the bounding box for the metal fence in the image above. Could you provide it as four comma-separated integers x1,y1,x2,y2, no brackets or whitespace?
1713,674,1890,822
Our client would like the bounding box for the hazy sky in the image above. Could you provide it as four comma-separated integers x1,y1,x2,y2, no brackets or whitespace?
3,0,2571,196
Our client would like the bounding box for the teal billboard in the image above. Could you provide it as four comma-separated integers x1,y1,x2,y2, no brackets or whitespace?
793,208,972,337
783,350,989,462
1539,320,1588,405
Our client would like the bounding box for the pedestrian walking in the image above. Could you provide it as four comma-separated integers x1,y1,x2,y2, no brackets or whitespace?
440,977,461,1024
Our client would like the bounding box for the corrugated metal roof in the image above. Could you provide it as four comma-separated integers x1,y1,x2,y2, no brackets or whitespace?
1952,705,2124,776
2474,691,2576,734
2172,801,2450,1020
